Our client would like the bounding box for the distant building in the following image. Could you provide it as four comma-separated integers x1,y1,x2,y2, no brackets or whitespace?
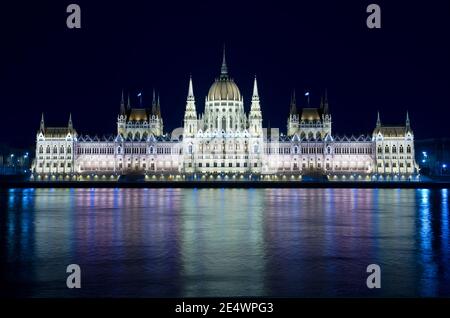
0,144,31,175
415,138,450,177
31,49,419,181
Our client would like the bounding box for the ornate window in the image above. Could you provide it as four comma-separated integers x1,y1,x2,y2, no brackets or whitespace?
222,117,226,130
407,145,411,153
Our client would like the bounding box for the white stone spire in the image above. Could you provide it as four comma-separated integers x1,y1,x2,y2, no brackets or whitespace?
252,75,259,100
249,75,262,136
187,75,194,101
183,75,197,137
250,75,261,111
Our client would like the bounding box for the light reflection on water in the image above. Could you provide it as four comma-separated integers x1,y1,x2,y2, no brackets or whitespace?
0,188,449,297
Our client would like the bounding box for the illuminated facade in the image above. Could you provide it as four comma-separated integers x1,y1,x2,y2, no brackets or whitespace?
31,50,419,181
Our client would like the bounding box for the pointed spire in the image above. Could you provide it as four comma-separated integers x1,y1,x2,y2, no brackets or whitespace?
290,90,297,115
151,88,157,114
323,88,329,114
68,113,73,130
40,113,45,131
252,75,259,99
120,90,126,114
138,91,143,107
127,93,131,110
406,111,410,128
220,44,228,79
187,74,195,101
185,75,197,116
156,94,161,116
376,111,381,127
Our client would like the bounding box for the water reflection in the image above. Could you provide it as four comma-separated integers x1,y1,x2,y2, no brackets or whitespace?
0,188,449,297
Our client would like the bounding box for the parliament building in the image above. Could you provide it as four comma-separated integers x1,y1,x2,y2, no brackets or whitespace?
31,50,419,181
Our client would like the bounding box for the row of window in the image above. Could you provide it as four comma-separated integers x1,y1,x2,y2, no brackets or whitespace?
76,147,182,155
194,162,256,168
39,145,72,154
377,145,411,154
377,162,412,168
38,162,72,168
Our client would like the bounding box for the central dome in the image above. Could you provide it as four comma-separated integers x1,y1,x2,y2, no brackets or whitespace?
208,78,241,101
207,47,242,102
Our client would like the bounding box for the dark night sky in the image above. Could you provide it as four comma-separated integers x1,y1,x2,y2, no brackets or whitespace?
1,0,449,149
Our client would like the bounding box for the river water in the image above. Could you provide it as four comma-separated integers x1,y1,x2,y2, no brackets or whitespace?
0,188,448,297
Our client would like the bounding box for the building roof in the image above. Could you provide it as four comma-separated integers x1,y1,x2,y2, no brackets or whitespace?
128,108,148,121
373,126,411,137
207,78,241,101
43,127,74,137
300,108,321,121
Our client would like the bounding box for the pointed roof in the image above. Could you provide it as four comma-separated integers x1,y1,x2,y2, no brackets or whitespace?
323,89,329,114
127,93,131,109
120,90,126,114
68,113,73,129
40,113,45,131
252,75,259,98
290,90,297,114
156,94,161,116
376,111,381,127
187,75,195,100
151,88,157,114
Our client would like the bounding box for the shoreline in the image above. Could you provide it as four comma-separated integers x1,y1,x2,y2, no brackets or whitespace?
1,181,449,189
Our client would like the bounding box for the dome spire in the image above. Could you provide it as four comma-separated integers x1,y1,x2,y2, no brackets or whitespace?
220,44,228,79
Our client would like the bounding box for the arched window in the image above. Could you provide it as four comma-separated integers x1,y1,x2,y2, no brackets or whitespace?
392,146,397,153
39,146,44,154
308,132,314,139
222,117,226,131
385,145,389,153
399,145,404,153
149,146,153,154
230,117,233,130
253,144,259,153
327,146,331,154
407,145,411,153
53,146,58,154
135,132,140,140
117,146,122,154
188,144,193,154
294,146,299,154
377,146,382,154
60,146,64,154
67,146,71,154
